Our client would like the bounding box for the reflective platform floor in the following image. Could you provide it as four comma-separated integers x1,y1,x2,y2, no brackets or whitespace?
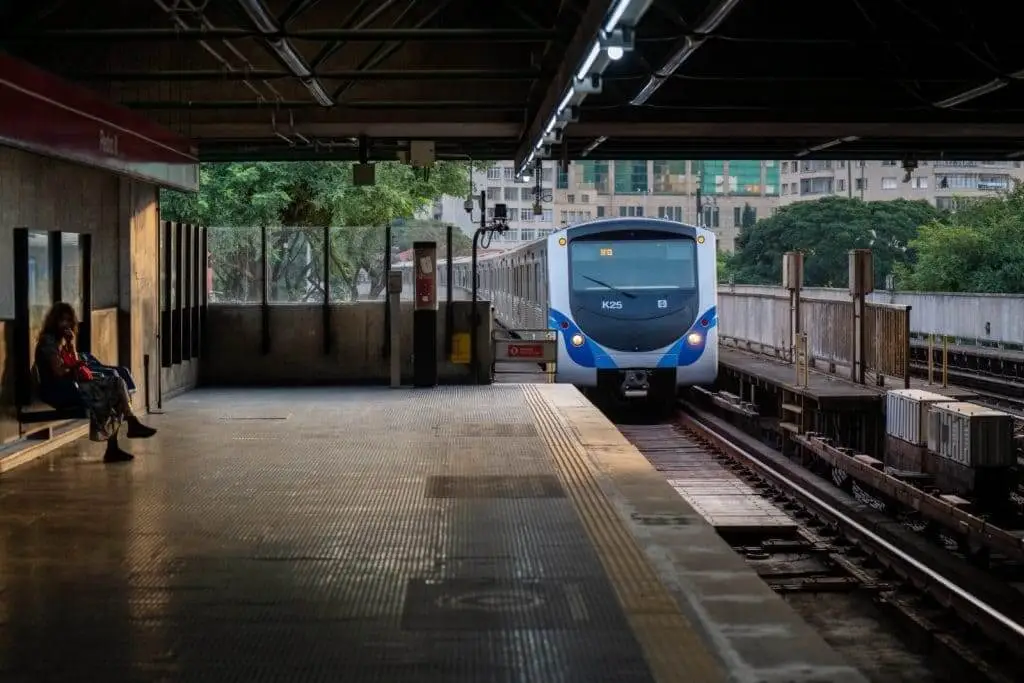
0,385,866,683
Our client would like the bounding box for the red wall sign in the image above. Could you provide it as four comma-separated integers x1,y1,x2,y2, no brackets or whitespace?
0,53,199,191
508,343,544,358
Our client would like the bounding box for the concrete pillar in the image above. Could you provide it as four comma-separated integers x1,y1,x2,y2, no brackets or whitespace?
118,178,161,412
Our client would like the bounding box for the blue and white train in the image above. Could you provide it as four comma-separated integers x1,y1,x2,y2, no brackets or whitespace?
406,218,718,401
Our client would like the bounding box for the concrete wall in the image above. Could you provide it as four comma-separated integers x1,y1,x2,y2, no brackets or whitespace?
720,283,1024,347
0,147,199,444
202,301,493,385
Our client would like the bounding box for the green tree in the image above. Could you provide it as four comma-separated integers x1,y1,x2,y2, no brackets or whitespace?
716,249,734,283
730,196,941,287
898,184,1024,292
161,161,469,302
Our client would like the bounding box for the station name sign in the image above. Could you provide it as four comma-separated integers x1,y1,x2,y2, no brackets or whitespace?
0,54,198,192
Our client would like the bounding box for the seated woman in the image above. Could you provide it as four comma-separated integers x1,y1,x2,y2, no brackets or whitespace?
34,302,157,463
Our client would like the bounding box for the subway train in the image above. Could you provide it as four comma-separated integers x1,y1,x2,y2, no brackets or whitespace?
398,217,718,402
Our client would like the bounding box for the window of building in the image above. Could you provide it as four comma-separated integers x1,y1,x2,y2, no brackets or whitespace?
567,194,575,203
733,206,741,226
855,177,867,191
694,160,725,195
521,209,533,222
560,210,568,224
881,177,898,190
596,206,605,217
504,187,518,201
729,160,763,195
800,177,834,195
652,160,688,193
503,167,514,180
486,166,501,180
487,186,500,200
702,206,720,228
614,160,648,193
657,206,682,221
581,194,589,203
557,168,569,189
781,161,789,173
881,160,897,166
837,178,846,192
618,206,627,217
912,176,928,189
520,187,532,201
506,207,518,221
542,209,553,222
577,160,610,193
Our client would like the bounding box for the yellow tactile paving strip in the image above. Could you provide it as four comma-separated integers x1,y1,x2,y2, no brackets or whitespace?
524,384,726,683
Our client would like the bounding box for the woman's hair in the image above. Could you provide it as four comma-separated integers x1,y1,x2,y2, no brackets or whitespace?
38,302,79,345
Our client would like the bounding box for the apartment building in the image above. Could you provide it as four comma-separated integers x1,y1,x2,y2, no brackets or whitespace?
779,159,1024,209
429,159,781,252
553,159,780,252
423,162,560,247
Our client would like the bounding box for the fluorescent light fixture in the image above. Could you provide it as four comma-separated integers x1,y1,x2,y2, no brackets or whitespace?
575,43,601,82
607,45,624,60
237,0,279,33
933,79,1006,108
272,41,312,78
558,90,573,114
303,79,334,107
604,0,632,33
544,114,557,135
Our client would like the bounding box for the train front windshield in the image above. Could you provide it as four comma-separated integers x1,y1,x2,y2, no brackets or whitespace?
570,238,697,293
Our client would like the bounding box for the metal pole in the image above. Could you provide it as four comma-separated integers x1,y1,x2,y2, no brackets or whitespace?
470,227,483,383
942,337,948,388
260,224,270,354
382,222,392,358
445,223,454,356
927,334,934,385
388,271,402,388
323,224,331,354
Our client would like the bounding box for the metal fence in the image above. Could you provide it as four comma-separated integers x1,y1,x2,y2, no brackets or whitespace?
719,284,911,385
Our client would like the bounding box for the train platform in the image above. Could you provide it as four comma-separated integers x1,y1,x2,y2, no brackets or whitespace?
0,384,866,683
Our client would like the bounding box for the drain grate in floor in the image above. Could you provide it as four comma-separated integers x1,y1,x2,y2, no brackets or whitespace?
402,578,606,630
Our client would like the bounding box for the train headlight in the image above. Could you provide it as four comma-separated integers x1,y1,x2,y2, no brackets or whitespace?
686,332,703,346
571,333,585,347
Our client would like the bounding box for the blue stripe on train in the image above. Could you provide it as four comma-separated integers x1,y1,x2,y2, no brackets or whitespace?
548,305,717,369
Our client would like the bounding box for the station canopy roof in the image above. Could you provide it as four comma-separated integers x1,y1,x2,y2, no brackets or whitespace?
2,0,1023,167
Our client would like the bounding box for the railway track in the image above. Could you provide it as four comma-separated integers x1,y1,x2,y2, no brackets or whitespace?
614,407,1024,683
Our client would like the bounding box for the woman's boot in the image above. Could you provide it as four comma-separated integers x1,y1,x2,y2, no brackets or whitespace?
103,435,134,462
126,416,157,439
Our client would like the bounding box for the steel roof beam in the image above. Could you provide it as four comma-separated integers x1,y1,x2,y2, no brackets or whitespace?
4,28,560,41
123,100,527,110
70,69,542,81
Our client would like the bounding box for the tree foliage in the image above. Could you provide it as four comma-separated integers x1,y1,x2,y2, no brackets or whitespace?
730,197,941,288
897,184,1024,293
160,161,469,302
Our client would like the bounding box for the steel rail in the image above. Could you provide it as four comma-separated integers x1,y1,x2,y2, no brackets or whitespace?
677,403,1024,648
